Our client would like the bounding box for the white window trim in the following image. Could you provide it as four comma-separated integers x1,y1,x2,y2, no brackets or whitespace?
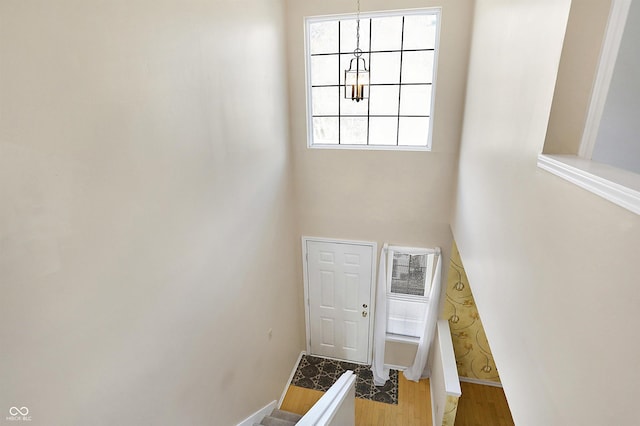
304,8,442,151
537,154,640,215
386,333,420,344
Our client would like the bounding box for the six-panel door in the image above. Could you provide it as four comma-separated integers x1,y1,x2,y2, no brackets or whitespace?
305,240,374,364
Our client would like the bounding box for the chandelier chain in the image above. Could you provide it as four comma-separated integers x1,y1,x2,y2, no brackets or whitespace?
356,0,361,51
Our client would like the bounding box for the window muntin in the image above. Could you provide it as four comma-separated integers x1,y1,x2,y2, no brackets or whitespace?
391,252,429,296
305,10,440,150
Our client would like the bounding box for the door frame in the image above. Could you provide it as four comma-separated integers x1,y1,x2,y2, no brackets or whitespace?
301,236,378,364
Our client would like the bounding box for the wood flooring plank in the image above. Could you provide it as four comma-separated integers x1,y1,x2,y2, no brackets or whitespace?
455,382,514,426
278,373,505,426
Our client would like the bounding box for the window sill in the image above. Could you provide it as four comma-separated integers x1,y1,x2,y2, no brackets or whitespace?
386,333,420,344
308,144,431,152
537,154,640,215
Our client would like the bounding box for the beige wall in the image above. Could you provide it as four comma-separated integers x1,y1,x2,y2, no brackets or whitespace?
384,340,418,368
544,0,612,154
452,0,640,425
285,0,474,364
0,1,303,425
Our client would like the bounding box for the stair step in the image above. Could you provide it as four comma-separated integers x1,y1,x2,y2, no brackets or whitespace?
271,409,303,423
260,416,296,426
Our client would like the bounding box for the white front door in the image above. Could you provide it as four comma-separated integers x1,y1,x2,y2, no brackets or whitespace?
304,239,375,364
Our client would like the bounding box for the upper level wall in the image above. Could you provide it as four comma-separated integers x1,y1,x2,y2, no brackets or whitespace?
285,0,474,367
285,0,474,250
452,0,640,424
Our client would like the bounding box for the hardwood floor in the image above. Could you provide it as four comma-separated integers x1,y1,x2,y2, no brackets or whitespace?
280,374,433,426
454,382,514,426
280,375,514,425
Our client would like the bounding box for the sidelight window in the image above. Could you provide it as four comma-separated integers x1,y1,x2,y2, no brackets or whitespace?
386,248,436,338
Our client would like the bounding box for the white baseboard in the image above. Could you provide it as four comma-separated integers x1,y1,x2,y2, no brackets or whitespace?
459,377,503,388
278,350,306,408
236,400,277,426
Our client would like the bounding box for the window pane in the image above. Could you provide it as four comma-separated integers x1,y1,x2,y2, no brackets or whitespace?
391,253,428,296
369,85,399,115
313,117,339,144
339,18,371,53
369,52,400,84
312,87,339,116
340,117,368,145
311,55,339,86
401,51,434,84
398,117,430,146
340,89,369,116
371,16,403,51
369,117,398,145
387,298,427,337
400,85,432,116
402,14,438,50
309,20,339,54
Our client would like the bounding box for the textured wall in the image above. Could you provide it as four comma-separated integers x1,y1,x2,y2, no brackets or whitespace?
443,242,500,383
441,395,459,426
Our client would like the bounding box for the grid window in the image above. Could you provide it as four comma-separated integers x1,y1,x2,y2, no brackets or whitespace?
305,10,440,150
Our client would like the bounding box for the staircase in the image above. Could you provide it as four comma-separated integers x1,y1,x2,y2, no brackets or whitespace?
253,408,302,426
242,370,355,426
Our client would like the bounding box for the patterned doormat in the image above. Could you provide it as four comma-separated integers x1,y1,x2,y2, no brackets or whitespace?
290,354,399,405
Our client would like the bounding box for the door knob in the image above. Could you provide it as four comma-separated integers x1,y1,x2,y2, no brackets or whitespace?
362,311,368,317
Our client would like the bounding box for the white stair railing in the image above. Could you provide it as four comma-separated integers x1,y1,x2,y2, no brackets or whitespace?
296,370,356,426
430,320,462,426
